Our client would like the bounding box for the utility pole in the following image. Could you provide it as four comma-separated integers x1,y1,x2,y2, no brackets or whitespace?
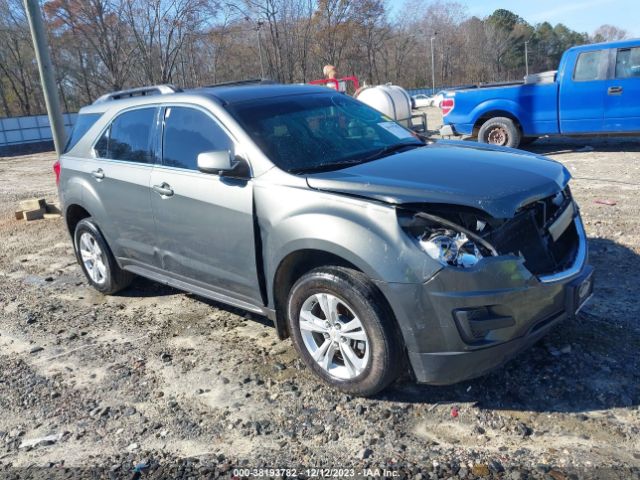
425,37,429,87
525,40,530,77
23,0,66,156
430,33,437,93
256,20,265,78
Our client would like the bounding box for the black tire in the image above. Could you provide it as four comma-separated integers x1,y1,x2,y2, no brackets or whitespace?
478,117,521,148
286,266,403,396
73,218,133,294
519,136,538,146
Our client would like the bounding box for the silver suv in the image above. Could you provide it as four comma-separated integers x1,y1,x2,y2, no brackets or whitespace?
57,82,593,396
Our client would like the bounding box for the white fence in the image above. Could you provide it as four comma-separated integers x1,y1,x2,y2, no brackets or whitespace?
0,113,77,147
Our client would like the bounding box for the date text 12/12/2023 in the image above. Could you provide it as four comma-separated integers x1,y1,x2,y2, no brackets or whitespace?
232,468,401,477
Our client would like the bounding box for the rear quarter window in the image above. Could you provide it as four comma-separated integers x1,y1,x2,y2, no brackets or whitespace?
63,113,102,154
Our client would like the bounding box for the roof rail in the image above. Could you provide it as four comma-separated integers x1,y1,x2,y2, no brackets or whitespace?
93,84,182,104
201,78,278,88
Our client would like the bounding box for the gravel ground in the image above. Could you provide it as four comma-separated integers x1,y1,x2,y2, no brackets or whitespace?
0,109,639,479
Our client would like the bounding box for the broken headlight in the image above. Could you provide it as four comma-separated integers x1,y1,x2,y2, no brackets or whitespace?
400,210,498,268
420,230,485,268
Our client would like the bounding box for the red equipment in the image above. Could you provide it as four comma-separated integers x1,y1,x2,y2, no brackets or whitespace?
309,76,360,92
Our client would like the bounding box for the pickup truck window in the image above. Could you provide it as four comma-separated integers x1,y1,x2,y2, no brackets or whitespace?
162,107,232,171
615,47,640,78
573,50,609,82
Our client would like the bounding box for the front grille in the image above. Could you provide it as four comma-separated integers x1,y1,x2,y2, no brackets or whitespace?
486,188,580,276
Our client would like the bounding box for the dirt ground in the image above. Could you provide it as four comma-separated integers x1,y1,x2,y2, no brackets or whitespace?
0,108,639,479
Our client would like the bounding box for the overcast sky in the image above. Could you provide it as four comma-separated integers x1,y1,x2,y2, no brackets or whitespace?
391,0,639,37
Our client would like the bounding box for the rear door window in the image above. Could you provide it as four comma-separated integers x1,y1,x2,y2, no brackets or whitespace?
573,50,609,81
95,108,156,163
161,106,232,170
64,113,101,153
615,47,640,78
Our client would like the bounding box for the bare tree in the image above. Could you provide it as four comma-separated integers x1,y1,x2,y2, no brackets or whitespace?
312,0,357,70
0,0,617,117
593,24,629,42
125,0,211,84
0,0,41,115
45,0,136,91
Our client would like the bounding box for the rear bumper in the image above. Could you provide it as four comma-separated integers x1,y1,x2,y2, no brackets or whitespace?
439,124,456,137
376,217,591,385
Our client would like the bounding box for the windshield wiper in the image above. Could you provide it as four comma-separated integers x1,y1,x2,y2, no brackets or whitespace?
290,160,365,174
362,141,424,162
290,141,424,175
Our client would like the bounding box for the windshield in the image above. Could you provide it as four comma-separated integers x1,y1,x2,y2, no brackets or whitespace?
226,93,423,173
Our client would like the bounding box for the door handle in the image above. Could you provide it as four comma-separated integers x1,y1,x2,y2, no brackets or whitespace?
608,86,623,95
152,182,174,197
91,168,104,179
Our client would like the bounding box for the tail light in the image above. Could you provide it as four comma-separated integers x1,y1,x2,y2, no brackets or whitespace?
53,160,61,186
441,98,455,116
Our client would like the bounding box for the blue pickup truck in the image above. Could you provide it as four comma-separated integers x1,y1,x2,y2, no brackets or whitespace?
439,39,640,148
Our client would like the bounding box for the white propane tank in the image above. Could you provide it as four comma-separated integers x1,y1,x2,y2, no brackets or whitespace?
354,84,413,127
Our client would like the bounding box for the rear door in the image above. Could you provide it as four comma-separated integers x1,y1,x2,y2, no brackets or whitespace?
559,48,609,133
90,107,159,267
149,105,262,304
604,46,640,132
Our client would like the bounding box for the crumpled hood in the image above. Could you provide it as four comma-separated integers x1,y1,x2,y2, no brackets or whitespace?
305,140,571,218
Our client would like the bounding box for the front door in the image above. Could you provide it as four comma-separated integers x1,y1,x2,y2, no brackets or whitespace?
149,105,262,304
604,46,640,132
559,48,609,134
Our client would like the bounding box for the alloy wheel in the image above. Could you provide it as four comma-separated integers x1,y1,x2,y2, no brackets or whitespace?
298,293,370,380
79,232,107,284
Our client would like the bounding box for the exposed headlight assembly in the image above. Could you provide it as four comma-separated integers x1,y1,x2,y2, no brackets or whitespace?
402,211,498,268
420,230,485,267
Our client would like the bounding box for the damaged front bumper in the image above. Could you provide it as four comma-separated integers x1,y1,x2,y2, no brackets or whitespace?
376,216,592,385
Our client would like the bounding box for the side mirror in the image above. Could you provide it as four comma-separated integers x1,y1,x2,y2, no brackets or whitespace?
197,150,235,174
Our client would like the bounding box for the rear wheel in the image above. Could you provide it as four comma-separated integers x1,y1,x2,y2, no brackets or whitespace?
74,218,133,294
478,117,521,148
287,266,403,396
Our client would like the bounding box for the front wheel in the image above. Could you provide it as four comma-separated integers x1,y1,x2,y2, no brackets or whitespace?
478,117,521,148
286,266,403,396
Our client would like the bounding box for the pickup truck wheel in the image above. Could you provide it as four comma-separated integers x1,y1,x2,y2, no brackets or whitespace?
478,117,521,148
286,266,403,396
73,218,133,295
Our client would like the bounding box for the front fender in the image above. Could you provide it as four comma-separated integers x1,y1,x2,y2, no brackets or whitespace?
269,214,406,284
255,182,438,307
